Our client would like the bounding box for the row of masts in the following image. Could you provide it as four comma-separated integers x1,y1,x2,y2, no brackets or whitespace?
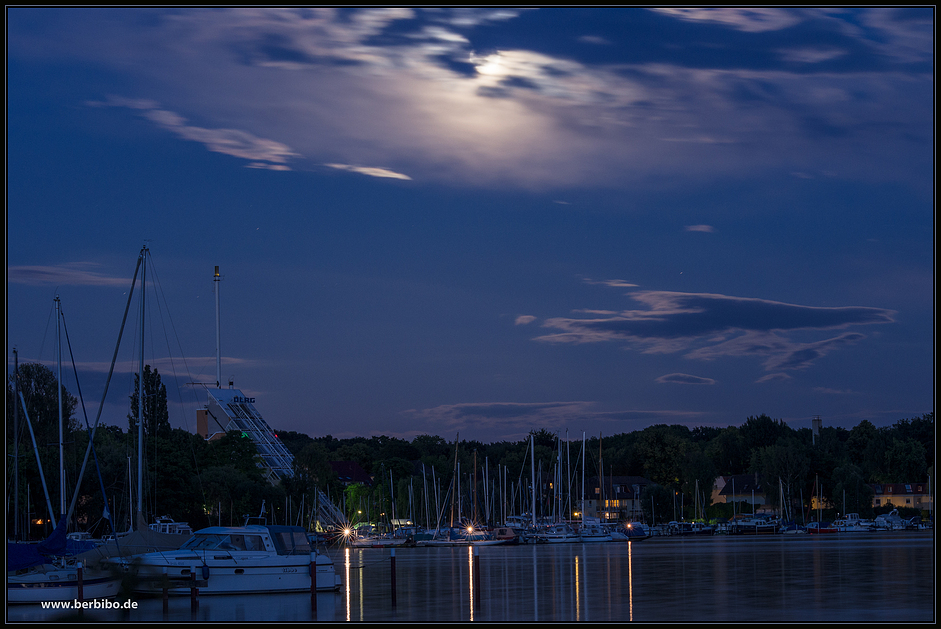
340,431,613,534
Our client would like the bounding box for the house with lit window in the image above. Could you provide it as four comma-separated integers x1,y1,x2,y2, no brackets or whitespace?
584,476,652,522
715,474,771,514
869,482,933,512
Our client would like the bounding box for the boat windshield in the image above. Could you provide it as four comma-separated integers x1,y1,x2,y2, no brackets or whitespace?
270,530,311,556
180,533,267,551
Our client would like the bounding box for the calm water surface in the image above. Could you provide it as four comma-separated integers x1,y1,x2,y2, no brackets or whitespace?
8,531,934,623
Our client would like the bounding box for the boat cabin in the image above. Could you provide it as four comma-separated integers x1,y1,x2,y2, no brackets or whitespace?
178,525,312,556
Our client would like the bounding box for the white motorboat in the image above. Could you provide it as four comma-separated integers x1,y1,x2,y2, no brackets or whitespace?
532,524,580,543
874,509,906,531
110,524,341,595
578,523,613,542
832,513,875,532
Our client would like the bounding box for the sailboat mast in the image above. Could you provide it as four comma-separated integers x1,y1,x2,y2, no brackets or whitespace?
214,265,222,389
56,296,65,519
13,348,20,539
137,245,147,521
530,434,536,528
581,432,586,527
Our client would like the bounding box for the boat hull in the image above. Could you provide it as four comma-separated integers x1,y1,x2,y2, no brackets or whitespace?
126,553,340,595
7,568,121,603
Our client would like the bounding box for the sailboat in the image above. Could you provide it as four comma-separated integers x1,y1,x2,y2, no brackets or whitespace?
578,433,611,543
8,297,122,603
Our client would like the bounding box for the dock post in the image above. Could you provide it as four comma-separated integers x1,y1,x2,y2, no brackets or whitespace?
190,564,198,614
390,548,397,607
473,545,481,603
77,561,84,603
310,560,318,613
162,567,169,615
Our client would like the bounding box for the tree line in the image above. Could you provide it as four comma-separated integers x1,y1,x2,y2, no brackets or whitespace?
7,363,934,538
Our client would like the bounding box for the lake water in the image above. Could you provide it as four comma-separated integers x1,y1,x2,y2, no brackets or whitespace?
8,531,934,623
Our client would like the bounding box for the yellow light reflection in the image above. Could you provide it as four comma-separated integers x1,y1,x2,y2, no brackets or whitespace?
468,545,475,621
628,541,633,622
575,555,581,621
343,547,352,622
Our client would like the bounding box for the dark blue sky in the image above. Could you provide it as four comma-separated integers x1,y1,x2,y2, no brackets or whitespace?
6,8,933,443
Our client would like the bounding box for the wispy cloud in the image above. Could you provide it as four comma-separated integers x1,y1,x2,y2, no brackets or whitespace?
402,401,595,431
582,278,639,288
650,8,802,33
533,287,895,372
88,96,299,170
324,163,412,180
401,401,709,436
685,225,716,233
514,315,536,325
656,373,716,385
7,263,129,287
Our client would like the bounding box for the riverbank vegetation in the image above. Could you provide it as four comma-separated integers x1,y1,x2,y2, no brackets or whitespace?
7,363,933,537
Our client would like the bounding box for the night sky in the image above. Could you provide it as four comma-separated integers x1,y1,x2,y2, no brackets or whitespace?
6,8,934,443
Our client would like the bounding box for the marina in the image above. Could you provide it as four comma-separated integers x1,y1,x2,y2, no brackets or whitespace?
8,530,933,623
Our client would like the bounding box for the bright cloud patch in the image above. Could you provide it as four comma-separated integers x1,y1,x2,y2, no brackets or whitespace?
324,163,412,180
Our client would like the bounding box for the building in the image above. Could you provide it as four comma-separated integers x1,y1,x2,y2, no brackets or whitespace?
585,476,652,522
870,482,933,512
715,474,771,514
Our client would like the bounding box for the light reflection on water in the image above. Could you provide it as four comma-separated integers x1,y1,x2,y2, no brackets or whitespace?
7,532,933,623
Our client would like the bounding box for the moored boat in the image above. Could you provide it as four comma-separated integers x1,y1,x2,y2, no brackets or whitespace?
532,523,580,543
109,524,341,595
832,513,875,532
728,515,779,535
806,521,838,534
578,523,613,543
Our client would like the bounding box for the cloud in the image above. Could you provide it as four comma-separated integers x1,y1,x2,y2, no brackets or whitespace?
7,263,130,287
402,401,595,431
89,96,299,169
401,401,710,436
656,373,716,385
685,225,716,233
756,372,792,383
514,315,536,325
813,386,857,395
533,288,895,371
324,163,412,180
24,8,934,188
650,8,802,33
582,278,639,288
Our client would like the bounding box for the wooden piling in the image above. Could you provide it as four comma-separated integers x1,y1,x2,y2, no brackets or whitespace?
77,561,84,603
391,548,397,607
310,560,318,613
